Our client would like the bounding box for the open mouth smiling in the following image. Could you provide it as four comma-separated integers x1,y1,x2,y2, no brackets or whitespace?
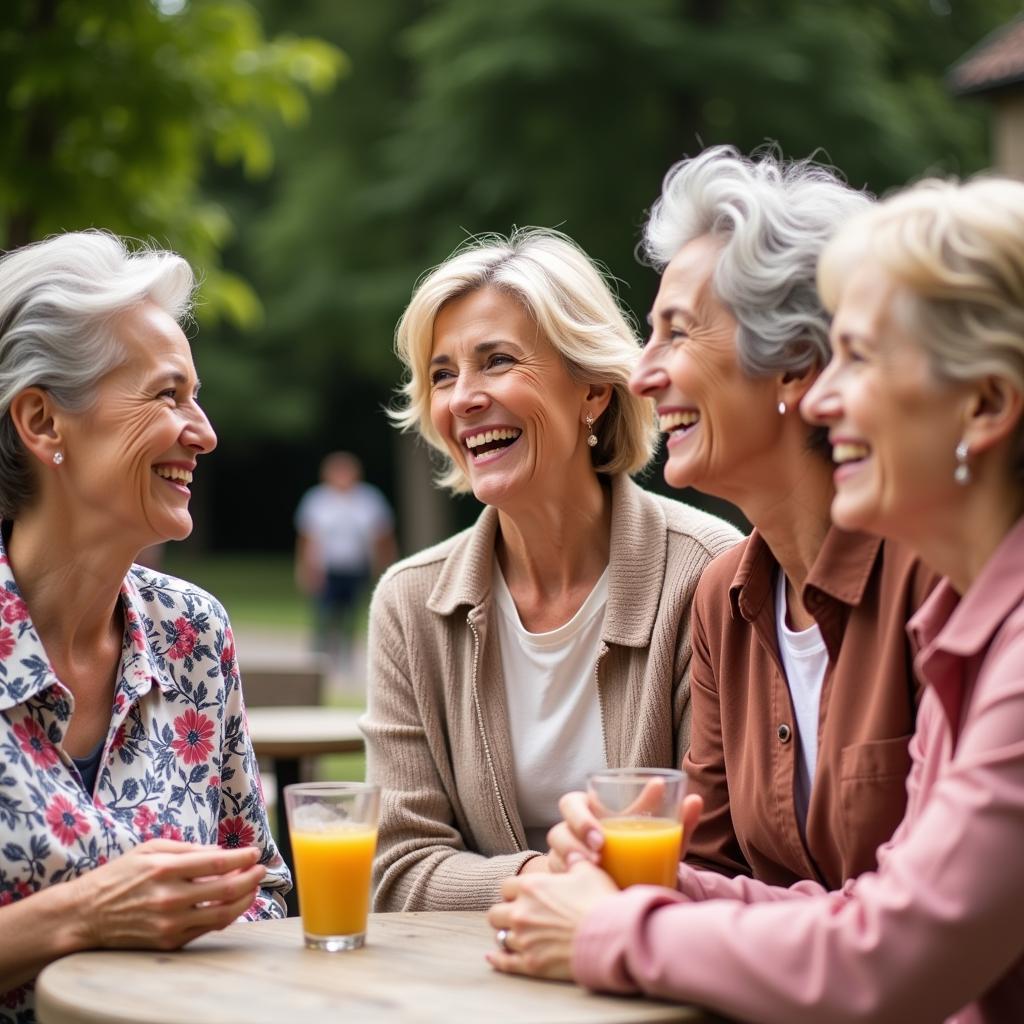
659,409,700,440
463,428,522,460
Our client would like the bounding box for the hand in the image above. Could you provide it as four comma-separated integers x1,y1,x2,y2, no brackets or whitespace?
518,853,551,875
486,862,618,980
548,791,705,873
70,839,266,951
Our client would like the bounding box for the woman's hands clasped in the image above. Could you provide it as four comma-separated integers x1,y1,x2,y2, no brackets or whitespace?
71,839,266,950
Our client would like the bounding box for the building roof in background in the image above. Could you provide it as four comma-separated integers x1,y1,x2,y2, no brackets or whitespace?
950,15,1024,97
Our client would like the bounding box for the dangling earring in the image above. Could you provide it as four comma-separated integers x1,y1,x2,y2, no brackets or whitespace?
777,401,787,415
52,451,64,466
954,440,970,485
585,413,598,448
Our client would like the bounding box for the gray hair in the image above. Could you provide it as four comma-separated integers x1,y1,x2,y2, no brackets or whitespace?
0,230,195,519
642,145,871,378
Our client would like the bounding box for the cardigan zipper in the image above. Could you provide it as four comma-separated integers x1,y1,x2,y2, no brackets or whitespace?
467,615,519,850
594,641,610,766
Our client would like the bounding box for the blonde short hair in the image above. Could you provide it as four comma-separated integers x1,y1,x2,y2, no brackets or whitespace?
391,228,657,493
818,176,1024,396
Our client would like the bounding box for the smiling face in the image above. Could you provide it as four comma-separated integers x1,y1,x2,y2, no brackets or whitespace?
428,286,593,510
802,264,968,541
630,234,780,499
59,301,217,550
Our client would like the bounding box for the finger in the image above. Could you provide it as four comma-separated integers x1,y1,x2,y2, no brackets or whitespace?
189,883,262,931
486,900,513,932
160,845,262,881
498,874,526,901
680,794,703,857
546,822,598,869
187,863,267,906
623,777,668,817
486,949,530,975
558,791,604,852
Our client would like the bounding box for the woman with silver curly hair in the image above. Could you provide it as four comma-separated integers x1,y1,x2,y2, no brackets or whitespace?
0,231,288,1021
488,169,1024,1024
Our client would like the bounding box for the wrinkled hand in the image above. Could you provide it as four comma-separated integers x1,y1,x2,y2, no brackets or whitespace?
72,839,266,951
548,791,704,873
486,862,619,980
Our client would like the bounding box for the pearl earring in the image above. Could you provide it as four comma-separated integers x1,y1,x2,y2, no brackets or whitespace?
52,451,64,466
585,413,598,448
954,440,970,485
778,401,787,415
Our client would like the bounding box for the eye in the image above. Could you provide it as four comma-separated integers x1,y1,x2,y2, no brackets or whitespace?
158,388,177,401
487,353,515,369
430,368,455,387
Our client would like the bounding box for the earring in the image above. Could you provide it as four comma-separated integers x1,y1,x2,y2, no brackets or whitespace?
585,413,598,448
778,402,787,415
52,451,64,466
954,440,970,485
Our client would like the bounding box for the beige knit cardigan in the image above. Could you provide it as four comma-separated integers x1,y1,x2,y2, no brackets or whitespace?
362,474,741,911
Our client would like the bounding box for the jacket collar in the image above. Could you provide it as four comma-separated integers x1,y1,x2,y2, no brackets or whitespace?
426,474,665,647
0,541,167,714
729,524,883,623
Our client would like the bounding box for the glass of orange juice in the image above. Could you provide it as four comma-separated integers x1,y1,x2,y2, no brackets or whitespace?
587,768,687,889
283,782,380,951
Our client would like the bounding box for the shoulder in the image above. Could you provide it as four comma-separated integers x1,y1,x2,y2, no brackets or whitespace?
372,525,474,605
127,564,230,632
633,483,743,560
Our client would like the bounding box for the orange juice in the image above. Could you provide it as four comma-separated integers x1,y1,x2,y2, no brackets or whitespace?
599,816,682,888
291,825,378,936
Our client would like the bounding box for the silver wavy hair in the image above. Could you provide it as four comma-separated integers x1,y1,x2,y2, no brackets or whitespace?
642,145,871,378
0,230,195,519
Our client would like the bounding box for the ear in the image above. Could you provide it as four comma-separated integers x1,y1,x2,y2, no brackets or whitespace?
583,382,613,423
8,388,62,465
962,374,1023,456
777,363,822,412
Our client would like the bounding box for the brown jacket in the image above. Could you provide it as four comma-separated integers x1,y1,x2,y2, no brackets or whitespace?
363,474,740,911
684,527,939,890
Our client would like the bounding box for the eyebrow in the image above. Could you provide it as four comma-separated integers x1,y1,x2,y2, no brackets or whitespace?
429,340,517,367
154,370,202,395
646,304,696,328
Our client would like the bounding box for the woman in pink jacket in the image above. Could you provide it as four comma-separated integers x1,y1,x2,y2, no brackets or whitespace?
487,176,1024,1024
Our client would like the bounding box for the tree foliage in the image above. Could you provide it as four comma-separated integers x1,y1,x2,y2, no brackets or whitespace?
0,0,344,323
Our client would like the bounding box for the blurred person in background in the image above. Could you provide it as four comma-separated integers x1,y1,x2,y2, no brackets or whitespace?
548,147,937,892
362,228,740,912
0,231,289,1021
294,450,396,672
489,175,1024,1024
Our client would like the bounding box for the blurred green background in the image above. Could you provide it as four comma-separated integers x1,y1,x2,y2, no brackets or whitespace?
2,0,1020,673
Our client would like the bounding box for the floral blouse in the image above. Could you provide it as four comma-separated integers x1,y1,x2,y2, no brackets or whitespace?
0,547,290,1022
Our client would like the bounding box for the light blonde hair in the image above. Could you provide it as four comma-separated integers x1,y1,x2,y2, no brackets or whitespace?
818,176,1024,397
391,228,657,493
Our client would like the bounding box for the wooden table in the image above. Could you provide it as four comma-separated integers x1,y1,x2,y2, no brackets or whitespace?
246,706,365,916
37,913,723,1024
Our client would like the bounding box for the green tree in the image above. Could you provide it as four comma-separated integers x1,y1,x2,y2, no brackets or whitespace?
0,0,343,323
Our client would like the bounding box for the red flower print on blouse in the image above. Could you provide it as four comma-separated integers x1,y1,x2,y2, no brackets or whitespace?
45,794,91,846
0,879,33,906
13,716,59,769
133,805,158,833
1,594,27,624
0,626,14,661
219,816,256,848
220,639,236,677
171,708,215,765
168,617,198,660
156,822,183,841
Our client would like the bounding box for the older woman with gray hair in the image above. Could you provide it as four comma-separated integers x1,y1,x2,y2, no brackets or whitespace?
536,146,939,893
0,231,288,1020
363,227,739,912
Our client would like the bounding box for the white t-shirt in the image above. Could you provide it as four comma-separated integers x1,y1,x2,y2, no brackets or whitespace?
294,482,393,572
775,568,829,832
493,561,609,853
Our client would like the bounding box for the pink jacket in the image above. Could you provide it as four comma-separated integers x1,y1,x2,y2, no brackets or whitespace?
572,517,1024,1024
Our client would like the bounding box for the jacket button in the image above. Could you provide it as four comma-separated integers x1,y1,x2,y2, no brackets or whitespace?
777,723,792,743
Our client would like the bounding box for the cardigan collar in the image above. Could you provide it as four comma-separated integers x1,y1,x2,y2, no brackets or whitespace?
426,474,666,648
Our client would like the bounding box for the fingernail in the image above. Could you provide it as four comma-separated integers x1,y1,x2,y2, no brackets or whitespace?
586,830,603,850
566,851,583,867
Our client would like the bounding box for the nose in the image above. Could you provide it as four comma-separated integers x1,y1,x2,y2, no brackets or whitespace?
183,403,218,455
450,370,489,417
800,363,841,426
629,341,670,398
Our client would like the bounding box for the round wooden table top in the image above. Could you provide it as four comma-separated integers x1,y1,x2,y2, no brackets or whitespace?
36,912,719,1024
245,706,364,757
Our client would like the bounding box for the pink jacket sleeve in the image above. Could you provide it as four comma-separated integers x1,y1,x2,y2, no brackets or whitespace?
572,629,1024,1024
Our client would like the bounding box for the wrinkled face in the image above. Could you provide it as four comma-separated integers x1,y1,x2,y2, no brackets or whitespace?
802,264,965,540
630,234,779,498
59,301,217,549
428,286,590,509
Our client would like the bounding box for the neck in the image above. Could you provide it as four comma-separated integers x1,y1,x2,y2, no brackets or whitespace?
6,510,130,665
495,471,611,597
